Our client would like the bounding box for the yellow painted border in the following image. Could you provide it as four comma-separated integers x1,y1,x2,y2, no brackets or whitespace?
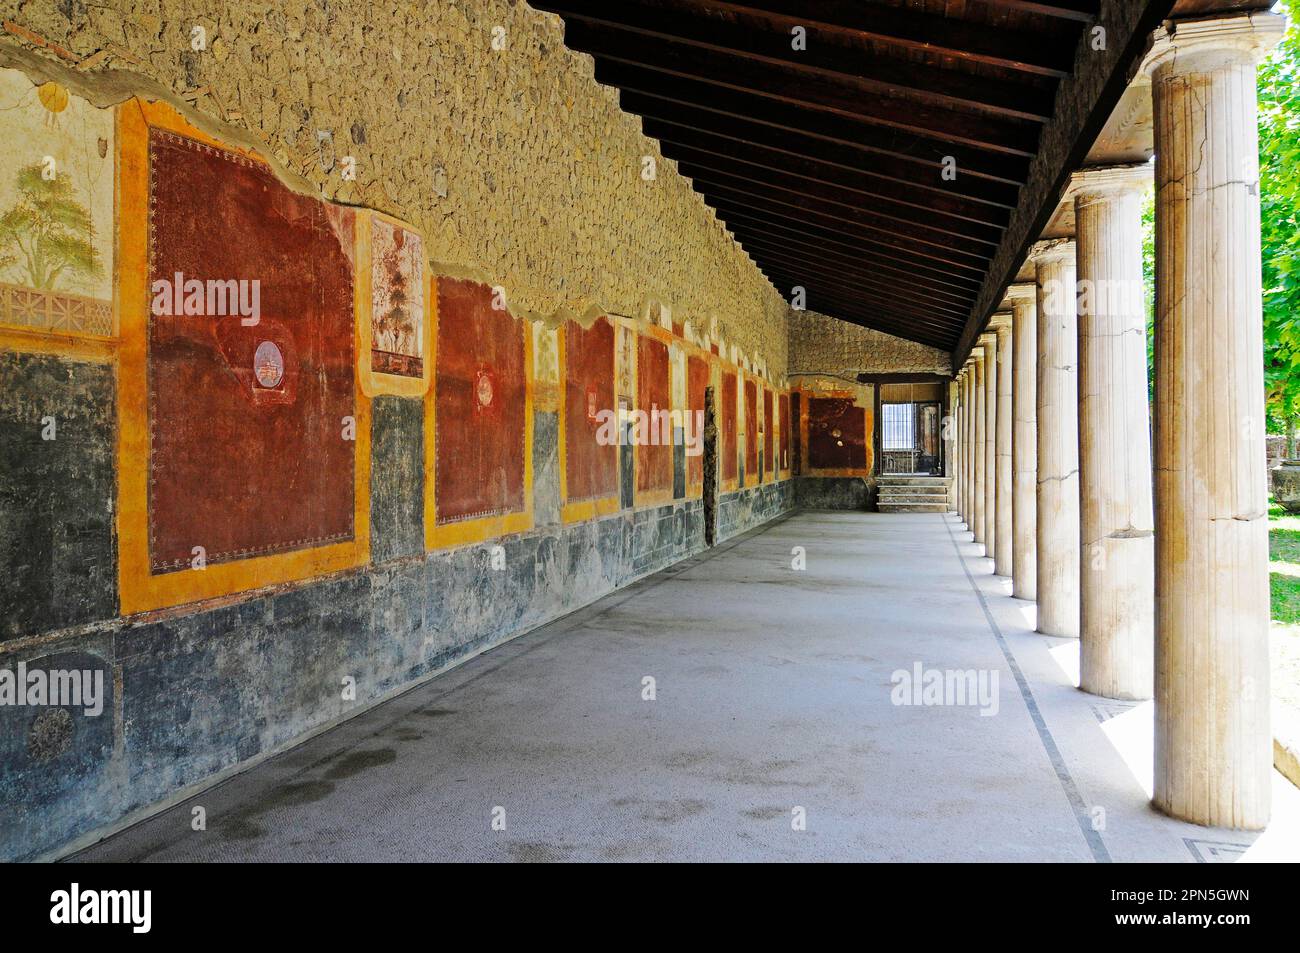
557,322,620,524
354,208,433,399
424,276,535,550
116,99,370,616
0,327,117,362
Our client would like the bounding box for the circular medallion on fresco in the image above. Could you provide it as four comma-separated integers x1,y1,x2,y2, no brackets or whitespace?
254,340,284,388
475,366,496,412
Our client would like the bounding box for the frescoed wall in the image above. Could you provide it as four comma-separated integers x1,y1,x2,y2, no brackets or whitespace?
687,354,708,489
722,370,738,484
635,335,671,500
0,15,804,862
808,396,868,471
0,69,113,342
744,379,758,481
779,393,791,474
432,278,528,531
370,216,424,379
564,316,617,506
763,388,774,480
144,126,358,574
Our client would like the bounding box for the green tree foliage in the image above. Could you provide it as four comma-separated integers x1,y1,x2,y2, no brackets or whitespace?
0,162,102,294
1261,2,1300,452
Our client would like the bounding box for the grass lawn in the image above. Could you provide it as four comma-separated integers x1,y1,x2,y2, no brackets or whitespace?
1270,502,1300,732
1271,502,1300,625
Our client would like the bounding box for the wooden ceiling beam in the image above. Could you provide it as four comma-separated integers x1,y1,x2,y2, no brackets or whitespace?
596,58,1039,159
652,132,1012,228
738,242,978,310
538,3,1055,121
639,113,1024,208
712,198,982,275
677,161,1004,246
652,0,1078,76
702,183,993,265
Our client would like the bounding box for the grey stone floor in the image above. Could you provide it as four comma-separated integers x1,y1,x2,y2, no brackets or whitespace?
73,511,1300,862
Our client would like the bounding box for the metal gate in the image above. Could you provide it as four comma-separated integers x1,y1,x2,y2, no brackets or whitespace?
881,401,942,474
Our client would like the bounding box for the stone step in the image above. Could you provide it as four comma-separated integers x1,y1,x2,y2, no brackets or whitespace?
876,476,950,487
877,501,951,513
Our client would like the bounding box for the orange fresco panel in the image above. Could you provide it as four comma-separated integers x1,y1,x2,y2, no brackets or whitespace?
722,371,738,481
763,388,774,475
564,317,617,502
636,336,671,494
744,379,758,477
434,279,527,523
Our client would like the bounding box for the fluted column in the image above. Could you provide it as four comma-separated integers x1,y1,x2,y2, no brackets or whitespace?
948,378,960,511
1030,239,1080,638
1007,283,1038,600
1148,13,1283,829
981,332,998,558
971,348,986,547
963,366,975,525
1074,165,1155,701
993,315,1014,577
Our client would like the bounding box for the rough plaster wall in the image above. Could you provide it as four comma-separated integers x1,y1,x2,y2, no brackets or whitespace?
0,0,788,372
788,310,952,379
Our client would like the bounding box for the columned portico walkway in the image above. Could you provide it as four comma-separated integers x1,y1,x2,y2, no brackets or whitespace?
74,513,1300,863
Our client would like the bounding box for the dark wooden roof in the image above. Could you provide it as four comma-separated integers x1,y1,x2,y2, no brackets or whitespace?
538,0,1252,353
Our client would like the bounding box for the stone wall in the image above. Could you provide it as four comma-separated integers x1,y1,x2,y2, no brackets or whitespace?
788,310,952,380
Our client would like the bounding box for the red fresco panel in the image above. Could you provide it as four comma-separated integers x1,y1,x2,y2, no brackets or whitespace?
779,393,791,471
564,317,617,502
687,355,708,487
744,379,758,477
435,278,526,523
147,128,355,574
763,388,774,475
722,371,738,481
808,396,867,470
636,336,672,494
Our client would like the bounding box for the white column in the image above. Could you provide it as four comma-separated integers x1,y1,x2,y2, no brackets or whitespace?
993,314,1014,577
964,366,975,525
981,332,998,558
971,349,986,546
948,378,960,512
1148,13,1284,829
1007,283,1038,600
1030,239,1080,638
1074,165,1155,701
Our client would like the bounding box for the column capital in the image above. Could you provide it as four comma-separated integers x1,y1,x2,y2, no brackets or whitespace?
1071,163,1153,199
977,331,998,351
968,344,985,364
1003,282,1037,305
989,312,1012,335
1145,12,1285,77
1028,238,1076,266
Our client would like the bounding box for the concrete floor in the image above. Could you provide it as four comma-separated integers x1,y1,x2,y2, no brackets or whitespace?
74,511,1300,862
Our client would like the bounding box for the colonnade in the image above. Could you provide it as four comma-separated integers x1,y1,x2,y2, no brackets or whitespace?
947,12,1282,830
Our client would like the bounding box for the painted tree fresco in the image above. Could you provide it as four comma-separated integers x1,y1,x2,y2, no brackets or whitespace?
0,70,113,337
722,370,738,482
371,216,424,378
808,396,867,470
147,129,356,573
564,316,617,503
636,335,672,495
434,278,526,523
